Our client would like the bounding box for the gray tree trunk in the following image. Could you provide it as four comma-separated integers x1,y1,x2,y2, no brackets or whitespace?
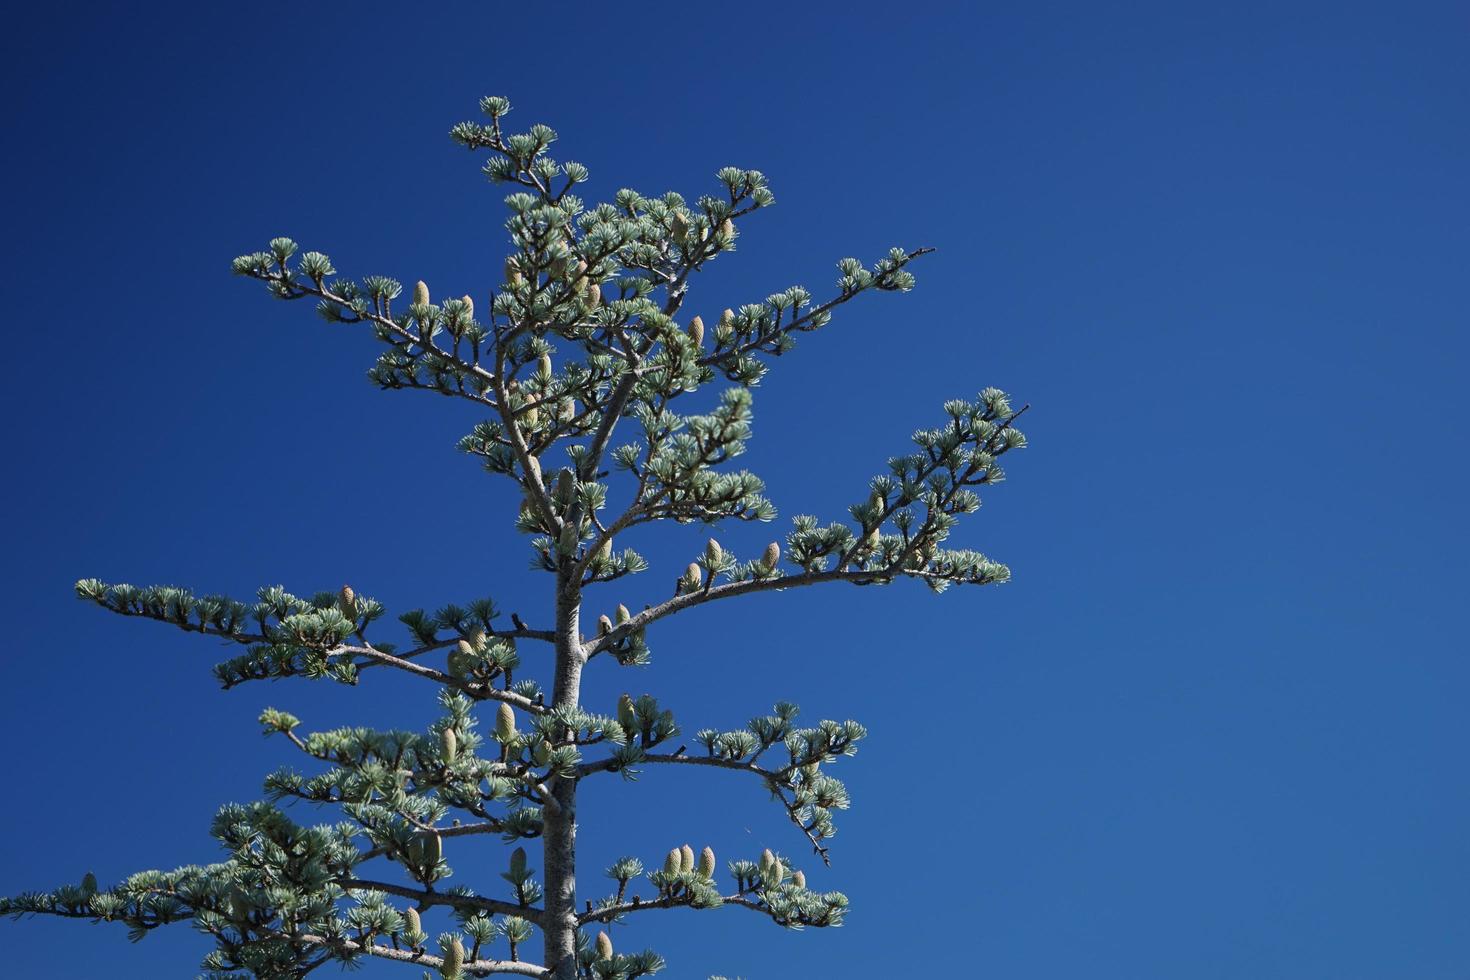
542,581,584,979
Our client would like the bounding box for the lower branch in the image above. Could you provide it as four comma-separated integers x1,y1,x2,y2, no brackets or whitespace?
294,931,549,978
340,878,539,922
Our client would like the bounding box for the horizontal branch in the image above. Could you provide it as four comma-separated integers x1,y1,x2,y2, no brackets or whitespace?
579,891,768,926
577,751,766,779
340,877,539,923
295,931,548,978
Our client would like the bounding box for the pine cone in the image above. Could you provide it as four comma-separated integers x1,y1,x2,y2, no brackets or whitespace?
793,870,806,889
441,728,457,763
440,937,464,978
338,585,355,621
698,846,716,878
595,931,614,961
762,541,781,570
705,539,723,565
496,703,516,743
617,693,636,731
680,844,695,873
413,280,430,307
404,906,422,938
664,848,681,876
687,315,704,347
598,613,613,634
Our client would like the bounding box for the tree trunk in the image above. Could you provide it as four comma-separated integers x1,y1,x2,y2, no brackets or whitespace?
542,583,584,980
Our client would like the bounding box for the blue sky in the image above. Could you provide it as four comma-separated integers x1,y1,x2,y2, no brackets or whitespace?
1,2,1466,977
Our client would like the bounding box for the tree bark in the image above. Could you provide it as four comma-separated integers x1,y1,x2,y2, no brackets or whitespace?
542,581,584,980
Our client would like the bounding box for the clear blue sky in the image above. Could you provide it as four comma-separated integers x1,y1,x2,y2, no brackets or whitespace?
2,2,1465,977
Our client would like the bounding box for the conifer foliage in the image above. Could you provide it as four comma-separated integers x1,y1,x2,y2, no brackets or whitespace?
2,97,1028,979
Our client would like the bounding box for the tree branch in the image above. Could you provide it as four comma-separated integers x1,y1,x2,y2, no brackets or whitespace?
340,878,539,922
578,890,775,926
294,931,549,978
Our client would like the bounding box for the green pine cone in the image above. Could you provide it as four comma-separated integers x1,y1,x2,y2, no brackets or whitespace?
698,846,716,878
680,844,695,873
441,727,457,763
422,832,443,867
404,906,422,937
555,468,575,505
440,937,464,978
510,846,527,878
413,280,430,307
663,848,681,876
496,703,517,743
449,639,475,679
